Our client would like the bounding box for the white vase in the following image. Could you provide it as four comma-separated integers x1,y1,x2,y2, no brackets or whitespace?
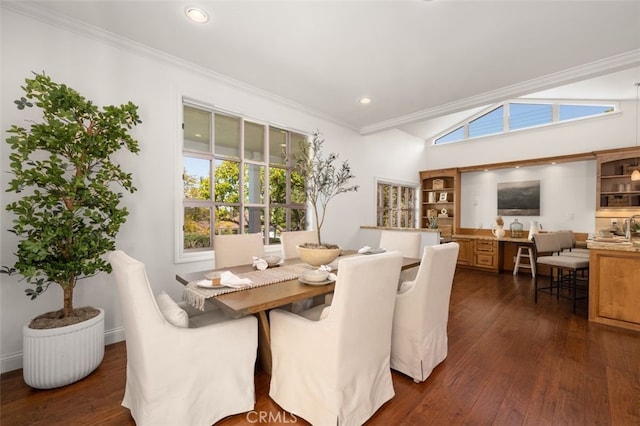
22,308,105,389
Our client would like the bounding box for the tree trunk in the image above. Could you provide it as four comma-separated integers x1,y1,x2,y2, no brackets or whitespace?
63,283,74,318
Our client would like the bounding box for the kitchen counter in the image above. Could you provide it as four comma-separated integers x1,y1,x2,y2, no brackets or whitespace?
587,241,640,332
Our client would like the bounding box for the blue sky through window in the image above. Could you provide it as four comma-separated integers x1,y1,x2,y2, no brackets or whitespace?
509,103,552,130
469,106,503,138
559,104,613,121
435,126,464,144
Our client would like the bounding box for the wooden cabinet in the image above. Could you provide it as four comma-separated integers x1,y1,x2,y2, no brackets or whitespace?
596,148,640,210
452,236,500,272
473,239,498,271
420,168,460,238
455,237,473,266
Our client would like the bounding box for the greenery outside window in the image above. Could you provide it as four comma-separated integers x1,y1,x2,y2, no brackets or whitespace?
377,181,416,228
182,102,307,254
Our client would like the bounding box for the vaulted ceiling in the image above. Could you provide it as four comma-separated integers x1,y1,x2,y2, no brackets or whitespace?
10,1,640,137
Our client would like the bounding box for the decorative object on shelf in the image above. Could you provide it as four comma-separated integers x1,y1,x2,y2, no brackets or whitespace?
428,192,436,203
1,72,141,388
438,208,448,218
432,178,444,190
292,130,358,265
439,192,448,202
528,220,542,240
428,217,438,229
631,83,640,181
510,218,524,238
427,208,438,218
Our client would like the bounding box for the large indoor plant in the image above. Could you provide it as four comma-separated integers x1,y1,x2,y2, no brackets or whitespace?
2,72,141,388
293,130,358,265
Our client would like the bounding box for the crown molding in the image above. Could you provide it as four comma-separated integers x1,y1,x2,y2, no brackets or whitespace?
360,49,640,135
2,2,357,132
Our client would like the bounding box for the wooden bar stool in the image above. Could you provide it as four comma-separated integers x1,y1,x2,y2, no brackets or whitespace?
513,246,536,277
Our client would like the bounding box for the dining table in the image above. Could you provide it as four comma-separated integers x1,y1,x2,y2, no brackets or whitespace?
176,251,421,374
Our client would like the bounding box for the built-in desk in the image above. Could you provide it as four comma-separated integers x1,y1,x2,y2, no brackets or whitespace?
452,234,534,273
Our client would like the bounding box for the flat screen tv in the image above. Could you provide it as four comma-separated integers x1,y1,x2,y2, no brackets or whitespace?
497,180,540,216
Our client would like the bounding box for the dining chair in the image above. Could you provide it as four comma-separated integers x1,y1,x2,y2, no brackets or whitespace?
379,230,422,284
214,232,265,268
390,242,459,383
532,233,589,313
108,250,258,426
268,251,403,425
556,230,590,258
280,229,318,259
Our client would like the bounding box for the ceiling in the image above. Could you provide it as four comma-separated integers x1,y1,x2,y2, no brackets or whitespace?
9,1,640,137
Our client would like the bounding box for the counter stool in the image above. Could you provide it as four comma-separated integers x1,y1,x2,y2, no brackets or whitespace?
513,246,536,277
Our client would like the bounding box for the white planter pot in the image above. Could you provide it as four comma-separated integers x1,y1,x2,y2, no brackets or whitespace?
22,308,105,389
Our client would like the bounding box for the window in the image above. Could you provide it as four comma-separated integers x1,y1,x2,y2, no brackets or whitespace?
377,181,416,228
434,100,615,145
182,102,307,254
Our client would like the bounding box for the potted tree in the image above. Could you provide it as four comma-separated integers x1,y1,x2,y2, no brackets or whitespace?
293,130,358,266
2,72,140,388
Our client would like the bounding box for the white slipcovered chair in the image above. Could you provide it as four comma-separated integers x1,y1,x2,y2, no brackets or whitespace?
379,229,422,284
214,232,265,268
108,250,258,426
391,242,459,383
280,229,318,259
269,251,403,425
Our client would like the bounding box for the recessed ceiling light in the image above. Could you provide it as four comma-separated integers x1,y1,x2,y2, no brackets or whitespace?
185,7,209,23
359,97,372,105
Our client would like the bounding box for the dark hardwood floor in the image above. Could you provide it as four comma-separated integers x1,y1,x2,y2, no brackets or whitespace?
2,269,639,425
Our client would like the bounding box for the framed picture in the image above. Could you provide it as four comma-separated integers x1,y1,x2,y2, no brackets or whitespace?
497,180,540,216
439,192,448,202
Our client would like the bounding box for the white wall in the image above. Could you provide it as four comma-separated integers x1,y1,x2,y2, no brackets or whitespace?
0,8,430,372
460,161,597,234
417,100,637,235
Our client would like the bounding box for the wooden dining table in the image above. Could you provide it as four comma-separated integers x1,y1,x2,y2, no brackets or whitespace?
176,252,421,374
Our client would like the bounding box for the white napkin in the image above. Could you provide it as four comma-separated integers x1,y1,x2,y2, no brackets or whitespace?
317,264,337,281
358,246,371,254
252,256,268,271
220,271,252,288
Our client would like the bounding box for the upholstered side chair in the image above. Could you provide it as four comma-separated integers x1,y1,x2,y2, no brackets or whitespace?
280,229,318,259
214,232,265,268
379,230,422,284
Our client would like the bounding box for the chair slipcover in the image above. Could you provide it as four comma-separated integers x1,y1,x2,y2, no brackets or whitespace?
280,230,318,259
108,250,258,426
391,242,459,383
379,230,422,284
269,251,403,426
214,233,265,268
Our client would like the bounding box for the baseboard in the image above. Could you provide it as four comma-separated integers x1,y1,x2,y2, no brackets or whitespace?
1,327,125,374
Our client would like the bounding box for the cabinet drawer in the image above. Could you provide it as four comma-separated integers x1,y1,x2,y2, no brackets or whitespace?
475,253,496,268
474,240,496,253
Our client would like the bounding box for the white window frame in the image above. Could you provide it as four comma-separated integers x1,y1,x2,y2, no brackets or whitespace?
375,177,418,229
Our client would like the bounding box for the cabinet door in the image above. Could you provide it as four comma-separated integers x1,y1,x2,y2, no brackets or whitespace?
456,238,473,266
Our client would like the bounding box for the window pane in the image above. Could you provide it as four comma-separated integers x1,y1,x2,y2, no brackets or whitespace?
435,127,464,144
270,207,286,244
244,121,264,161
469,106,503,138
290,208,307,231
270,167,287,204
244,164,265,204
215,206,239,235
184,207,211,249
269,127,287,166
215,114,240,158
183,157,210,200
184,106,211,152
291,170,306,204
244,207,265,235
509,103,552,130
559,104,613,121
290,133,307,164
214,160,240,203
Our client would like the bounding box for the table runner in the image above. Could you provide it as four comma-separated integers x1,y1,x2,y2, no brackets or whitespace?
183,263,313,310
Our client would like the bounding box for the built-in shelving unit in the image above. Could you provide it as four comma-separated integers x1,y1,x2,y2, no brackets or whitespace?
419,168,460,237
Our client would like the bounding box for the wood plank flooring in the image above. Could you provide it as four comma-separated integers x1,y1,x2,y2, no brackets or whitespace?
2,269,639,425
